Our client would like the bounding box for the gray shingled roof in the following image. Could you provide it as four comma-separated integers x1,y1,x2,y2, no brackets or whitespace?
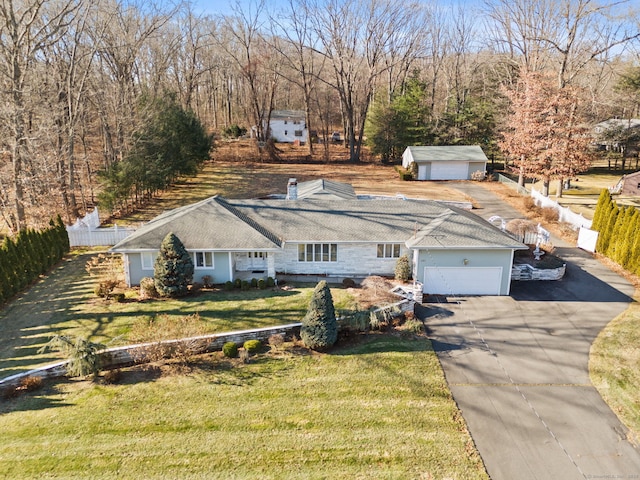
111,196,525,252
405,145,488,162
296,179,356,200
111,196,282,252
229,198,524,248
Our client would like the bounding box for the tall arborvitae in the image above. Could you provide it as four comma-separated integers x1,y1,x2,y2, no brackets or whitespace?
0,218,70,306
591,189,612,232
605,205,628,259
596,202,618,253
618,210,639,269
56,215,70,255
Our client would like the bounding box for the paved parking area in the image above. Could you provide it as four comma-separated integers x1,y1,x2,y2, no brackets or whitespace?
420,184,640,479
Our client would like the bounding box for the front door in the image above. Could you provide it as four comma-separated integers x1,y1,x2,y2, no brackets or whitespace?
247,252,268,271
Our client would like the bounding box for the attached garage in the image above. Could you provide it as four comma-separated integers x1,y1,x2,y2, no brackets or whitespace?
424,266,503,295
402,145,488,181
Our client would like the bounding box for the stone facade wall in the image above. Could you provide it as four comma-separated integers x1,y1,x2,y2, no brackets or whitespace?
274,242,407,277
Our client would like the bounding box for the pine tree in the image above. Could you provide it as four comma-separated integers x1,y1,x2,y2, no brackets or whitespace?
300,281,338,351
154,232,194,297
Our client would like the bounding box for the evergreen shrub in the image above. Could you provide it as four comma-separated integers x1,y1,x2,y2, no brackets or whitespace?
222,342,238,358
300,280,338,351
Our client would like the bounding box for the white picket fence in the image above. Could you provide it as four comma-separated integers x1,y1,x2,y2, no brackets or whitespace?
530,189,592,230
66,208,136,247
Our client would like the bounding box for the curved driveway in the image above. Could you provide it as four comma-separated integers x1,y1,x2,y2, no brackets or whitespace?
420,183,640,479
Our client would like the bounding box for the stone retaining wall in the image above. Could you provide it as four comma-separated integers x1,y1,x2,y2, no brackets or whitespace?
0,323,302,389
1,299,415,391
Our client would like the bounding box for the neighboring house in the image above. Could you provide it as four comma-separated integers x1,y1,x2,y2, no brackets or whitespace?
593,118,640,149
620,171,640,196
402,146,488,180
111,179,526,296
268,110,308,143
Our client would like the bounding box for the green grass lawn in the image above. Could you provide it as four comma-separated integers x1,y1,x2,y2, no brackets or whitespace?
590,301,640,444
0,252,356,378
0,335,488,479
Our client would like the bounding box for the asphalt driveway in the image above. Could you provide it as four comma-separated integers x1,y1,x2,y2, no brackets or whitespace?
420,183,640,479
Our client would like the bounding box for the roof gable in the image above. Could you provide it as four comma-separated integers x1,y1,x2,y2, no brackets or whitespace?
296,179,357,200
111,196,282,251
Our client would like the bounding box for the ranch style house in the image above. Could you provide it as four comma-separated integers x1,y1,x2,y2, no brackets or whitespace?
110,179,527,296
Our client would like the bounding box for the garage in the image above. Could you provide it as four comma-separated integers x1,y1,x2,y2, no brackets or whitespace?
429,161,468,180
423,266,502,295
402,146,488,181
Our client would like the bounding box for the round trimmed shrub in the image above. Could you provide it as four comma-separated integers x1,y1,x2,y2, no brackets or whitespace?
257,278,266,289
234,278,242,289
243,339,262,354
266,277,275,287
224,281,234,290
222,342,238,358
250,278,258,288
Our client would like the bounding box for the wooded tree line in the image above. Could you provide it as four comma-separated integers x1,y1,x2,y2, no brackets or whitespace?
0,0,639,233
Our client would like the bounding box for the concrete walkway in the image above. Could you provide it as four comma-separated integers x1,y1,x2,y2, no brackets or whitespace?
420,183,640,479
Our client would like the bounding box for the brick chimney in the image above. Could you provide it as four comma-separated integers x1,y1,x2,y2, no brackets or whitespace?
286,178,298,200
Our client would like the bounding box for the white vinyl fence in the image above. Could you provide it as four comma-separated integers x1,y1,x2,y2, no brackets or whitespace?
530,189,592,230
66,208,136,247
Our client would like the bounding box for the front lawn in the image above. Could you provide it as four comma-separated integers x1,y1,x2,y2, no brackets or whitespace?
590,300,640,443
0,335,488,479
0,253,356,378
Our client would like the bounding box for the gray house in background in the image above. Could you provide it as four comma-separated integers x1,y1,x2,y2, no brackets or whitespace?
111,180,525,296
402,145,488,180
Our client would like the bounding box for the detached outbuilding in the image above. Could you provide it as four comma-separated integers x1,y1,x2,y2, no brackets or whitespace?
402,145,488,180
621,170,640,196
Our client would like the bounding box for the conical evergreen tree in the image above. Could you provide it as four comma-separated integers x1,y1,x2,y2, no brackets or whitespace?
591,189,612,232
605,205,628,259
619,210,639,269
597,202,618,253
154,232,194,297
300,281,338,351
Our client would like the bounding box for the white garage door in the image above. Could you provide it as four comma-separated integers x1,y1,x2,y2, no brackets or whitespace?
430,161,468,180
424,267,502,295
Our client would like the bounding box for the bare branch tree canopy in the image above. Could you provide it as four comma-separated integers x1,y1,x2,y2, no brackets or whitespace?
0,0,636,231
483,0,640,87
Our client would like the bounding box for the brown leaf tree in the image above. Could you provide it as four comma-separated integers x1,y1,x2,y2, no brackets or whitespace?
499,70,591,196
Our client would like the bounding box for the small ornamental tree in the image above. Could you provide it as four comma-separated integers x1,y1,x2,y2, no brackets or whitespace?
394,254,411,282
154,232,194,297
301,281,338,351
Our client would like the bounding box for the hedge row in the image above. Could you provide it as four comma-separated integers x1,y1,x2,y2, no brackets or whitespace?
592,189,640,275
0,216,70,306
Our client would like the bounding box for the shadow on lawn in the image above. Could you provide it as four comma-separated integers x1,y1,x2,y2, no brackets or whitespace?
0,380,72,415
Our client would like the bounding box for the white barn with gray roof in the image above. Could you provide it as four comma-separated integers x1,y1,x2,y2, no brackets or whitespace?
111,183,526,296
402,145,488,180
